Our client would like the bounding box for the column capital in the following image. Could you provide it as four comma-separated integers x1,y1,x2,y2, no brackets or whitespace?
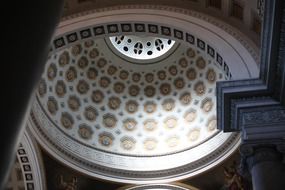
240,145,284,173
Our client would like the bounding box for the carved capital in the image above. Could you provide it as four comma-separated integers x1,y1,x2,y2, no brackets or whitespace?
277,144,285,154
257,0,265,18
242,109,285,126
240,145,283,173
240,144,254,156
240,106,285,142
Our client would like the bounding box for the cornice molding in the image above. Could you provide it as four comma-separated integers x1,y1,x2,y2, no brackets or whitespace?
58,4,260,65
17,131,46,190
217,0,285,137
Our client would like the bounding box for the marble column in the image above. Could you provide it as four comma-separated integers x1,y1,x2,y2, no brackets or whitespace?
1,1,63,189
241,145,285,190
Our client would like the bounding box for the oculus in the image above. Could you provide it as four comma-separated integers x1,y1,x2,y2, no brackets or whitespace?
109,35,175,60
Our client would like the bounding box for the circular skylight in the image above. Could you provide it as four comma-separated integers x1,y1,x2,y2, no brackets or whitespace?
109,35,175,60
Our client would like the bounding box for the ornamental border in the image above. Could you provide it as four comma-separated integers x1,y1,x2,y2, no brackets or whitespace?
17,131,46,190
51,21,233,78
28,109,240,183
59,4,259,64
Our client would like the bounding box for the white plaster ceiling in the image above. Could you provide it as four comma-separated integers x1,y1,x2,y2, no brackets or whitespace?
28,6,258,183
38,36,228,156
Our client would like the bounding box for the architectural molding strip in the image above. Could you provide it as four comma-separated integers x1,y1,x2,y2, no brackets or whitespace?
17,131,46,190
217,0,285,133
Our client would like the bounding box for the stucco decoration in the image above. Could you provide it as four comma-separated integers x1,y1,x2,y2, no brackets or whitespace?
37,37,228,156
6,130,46,190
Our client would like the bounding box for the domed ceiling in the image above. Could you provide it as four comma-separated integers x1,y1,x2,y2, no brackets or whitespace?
38,33,228,155
38,35,226,156
28,6,258,183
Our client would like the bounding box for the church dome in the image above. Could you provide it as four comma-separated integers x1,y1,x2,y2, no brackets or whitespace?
28,6,258,184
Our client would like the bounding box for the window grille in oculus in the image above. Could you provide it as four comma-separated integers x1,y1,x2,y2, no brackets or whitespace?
109,35,175,60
